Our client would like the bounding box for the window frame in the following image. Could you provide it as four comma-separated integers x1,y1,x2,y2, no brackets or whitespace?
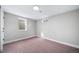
18,18,27,31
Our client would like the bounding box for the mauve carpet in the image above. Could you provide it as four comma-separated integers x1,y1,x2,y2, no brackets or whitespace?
3,37,79,53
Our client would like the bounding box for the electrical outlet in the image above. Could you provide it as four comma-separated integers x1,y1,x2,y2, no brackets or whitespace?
3,38,5,42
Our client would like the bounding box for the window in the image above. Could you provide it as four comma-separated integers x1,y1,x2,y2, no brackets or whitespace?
18,18,27,31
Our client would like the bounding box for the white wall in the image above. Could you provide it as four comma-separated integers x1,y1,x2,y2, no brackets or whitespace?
4,12,36,43
37,9,79,47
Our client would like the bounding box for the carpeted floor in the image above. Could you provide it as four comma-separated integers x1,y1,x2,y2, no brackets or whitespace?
3,37,79,53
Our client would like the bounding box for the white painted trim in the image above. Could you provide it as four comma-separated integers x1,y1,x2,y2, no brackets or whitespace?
4,35,37,44
0,6,4,52
41,36,79,49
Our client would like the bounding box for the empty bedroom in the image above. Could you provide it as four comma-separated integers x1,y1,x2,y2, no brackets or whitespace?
0,5,79,53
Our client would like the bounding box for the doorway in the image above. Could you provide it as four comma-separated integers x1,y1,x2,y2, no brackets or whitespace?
0,6,4,52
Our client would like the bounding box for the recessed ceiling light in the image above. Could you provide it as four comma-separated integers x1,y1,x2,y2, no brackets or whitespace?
33,6,40,11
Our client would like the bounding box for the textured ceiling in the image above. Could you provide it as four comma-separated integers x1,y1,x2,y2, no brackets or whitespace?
2,5,79,20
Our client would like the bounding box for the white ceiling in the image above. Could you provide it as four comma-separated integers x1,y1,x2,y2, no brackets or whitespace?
2,5,79,20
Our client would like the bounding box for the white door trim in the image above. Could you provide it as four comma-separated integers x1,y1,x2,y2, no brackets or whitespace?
0,6,4,52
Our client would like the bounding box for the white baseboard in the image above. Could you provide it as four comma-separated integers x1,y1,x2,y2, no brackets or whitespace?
4,35,37,44
41,36,79,49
